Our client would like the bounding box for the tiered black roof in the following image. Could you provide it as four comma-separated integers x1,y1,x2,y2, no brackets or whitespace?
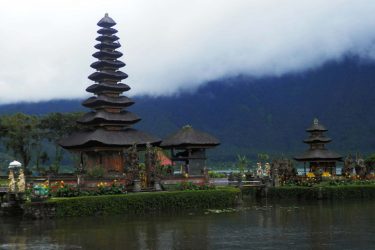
160,125,220,148
294,119,341,161
60,14,160,149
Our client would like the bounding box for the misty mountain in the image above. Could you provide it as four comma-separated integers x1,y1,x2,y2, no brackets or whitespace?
1,57,374,162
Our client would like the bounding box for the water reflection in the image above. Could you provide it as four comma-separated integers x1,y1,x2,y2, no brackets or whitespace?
1,200,375,249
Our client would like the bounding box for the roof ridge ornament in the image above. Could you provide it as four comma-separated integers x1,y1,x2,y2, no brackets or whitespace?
313,118,319,125
182,124,192,130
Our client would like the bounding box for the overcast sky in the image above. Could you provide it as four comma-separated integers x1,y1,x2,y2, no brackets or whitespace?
1,0,375,103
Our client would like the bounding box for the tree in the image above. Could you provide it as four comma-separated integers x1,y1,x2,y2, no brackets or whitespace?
365,154,375,172
236,155,249,173
257,153,270,164
0,113,40,172
39,112,82,172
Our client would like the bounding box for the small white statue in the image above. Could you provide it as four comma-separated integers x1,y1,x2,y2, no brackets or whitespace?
264,163,271,177
8,170,16,193
256,162,263,177
17,169,26,193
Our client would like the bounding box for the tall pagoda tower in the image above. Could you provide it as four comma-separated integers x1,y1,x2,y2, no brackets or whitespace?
294,118,342,175
60,14,160,173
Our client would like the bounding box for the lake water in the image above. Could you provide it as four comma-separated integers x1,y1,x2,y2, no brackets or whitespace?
1,200,374,250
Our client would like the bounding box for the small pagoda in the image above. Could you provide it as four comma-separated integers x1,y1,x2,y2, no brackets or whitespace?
294,118,342,175
60,14,160,173
160,125,220,176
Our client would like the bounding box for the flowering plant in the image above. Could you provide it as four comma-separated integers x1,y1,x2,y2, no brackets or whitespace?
322,172,331,177
306,172,315,178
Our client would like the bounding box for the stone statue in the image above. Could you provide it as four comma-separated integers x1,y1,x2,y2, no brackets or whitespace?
126,144,139,179
256,162,263,177
8,170,16,193
271,158,296,182
342,154,354,177
17,169,26,193
355,154,367,178
264,162,271,177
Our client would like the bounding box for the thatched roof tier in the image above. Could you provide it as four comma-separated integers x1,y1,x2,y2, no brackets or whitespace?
82,96,134,108
88,71,128,82
97,13,116,28
97,27,118,35
86,83,130,93
161,125,220,148
96,35,119,42
90,60,125,70
303,136,332,143
93,50,123,60
77,110,140,125
94,42,121,50
59,128,160,149
294,149,342,162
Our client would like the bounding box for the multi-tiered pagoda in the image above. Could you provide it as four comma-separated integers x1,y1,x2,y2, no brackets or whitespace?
60,14,160,173
294,118,342,175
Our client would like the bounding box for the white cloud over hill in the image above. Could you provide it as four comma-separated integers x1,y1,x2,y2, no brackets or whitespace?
1,0,375,103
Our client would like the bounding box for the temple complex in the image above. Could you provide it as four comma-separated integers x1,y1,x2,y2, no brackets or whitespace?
60,14,160,174
294,118,342,175
161,125,220,176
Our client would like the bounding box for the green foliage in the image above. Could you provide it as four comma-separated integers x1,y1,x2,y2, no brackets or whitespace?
365,154,375,170
39,188,241,217
87,165,105,178
208,171,227,178
39,112,83,171
52,182,127,198
0,112,83,174
236,155,249,173
0,113,40,169
174,182,215,191
156,165,174,177
0,178,7,186
257,153,269,162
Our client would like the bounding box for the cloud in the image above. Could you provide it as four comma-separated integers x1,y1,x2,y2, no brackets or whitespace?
1,0,375,103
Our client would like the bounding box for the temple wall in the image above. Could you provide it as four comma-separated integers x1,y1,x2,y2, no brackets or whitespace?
83,151,124,173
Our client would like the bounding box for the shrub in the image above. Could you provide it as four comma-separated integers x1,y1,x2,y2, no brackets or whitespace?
208,171,227,178
41,188,241,217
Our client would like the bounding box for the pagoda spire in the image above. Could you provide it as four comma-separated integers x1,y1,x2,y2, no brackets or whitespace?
60,14,160,165
294,118,342,175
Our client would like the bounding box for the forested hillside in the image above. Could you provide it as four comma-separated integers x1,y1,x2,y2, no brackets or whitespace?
1,57,374,162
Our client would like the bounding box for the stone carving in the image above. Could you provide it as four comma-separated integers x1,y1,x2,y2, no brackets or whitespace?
8,170,16,193
342,154,354,176
17,169,26,193
264,162,271,177
126,144,139,181
256,162,263,177
355,154,367,178
271,158,297,182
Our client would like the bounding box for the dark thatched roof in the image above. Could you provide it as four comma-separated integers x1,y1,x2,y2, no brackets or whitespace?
90,60,125,70
303,136,332,143
97,13,116,28
96,35,119,42
294,149,342,161
82,95,134,108
97,27,118,35
86,83,130,93
88,70,128,82
59,128,161,149
160,125,220,148
77,111,140,125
